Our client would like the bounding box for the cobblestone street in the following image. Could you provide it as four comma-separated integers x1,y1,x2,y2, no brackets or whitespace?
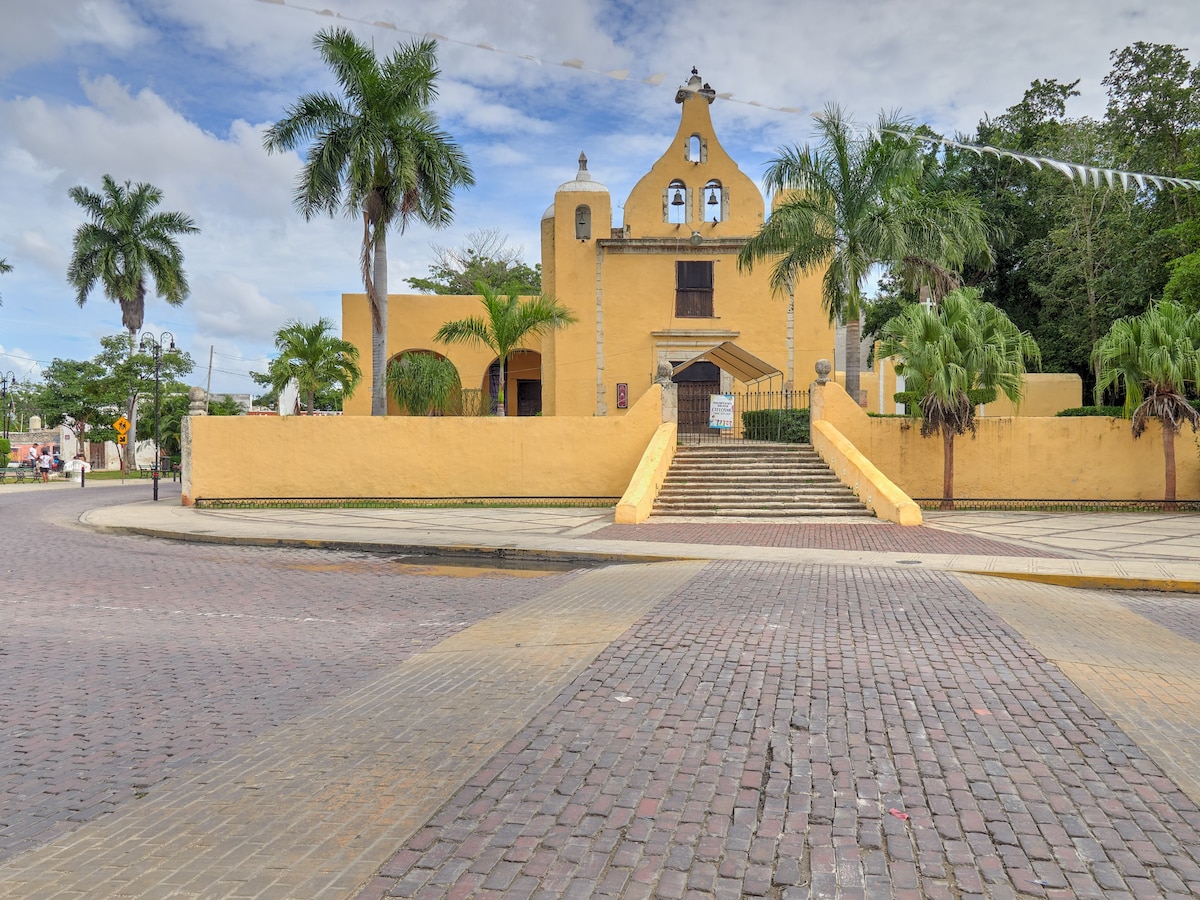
3,485,1200,897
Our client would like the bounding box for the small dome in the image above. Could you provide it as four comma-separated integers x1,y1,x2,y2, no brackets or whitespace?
556,151,607,194
541,203,555,221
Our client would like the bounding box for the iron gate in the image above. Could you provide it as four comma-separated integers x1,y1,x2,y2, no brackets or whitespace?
676,388,809,444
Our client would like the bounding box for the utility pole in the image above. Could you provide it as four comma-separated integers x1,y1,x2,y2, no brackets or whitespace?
205,345,214,414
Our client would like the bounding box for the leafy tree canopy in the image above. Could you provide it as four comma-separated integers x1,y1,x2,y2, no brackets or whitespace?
32,335,194,446
405,229,541,295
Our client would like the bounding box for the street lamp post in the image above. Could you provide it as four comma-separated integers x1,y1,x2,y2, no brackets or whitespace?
138,332,174,502
0,371,14,440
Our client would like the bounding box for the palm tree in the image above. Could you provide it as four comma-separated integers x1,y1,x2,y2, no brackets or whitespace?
434,283,576,416
387,351,460,416
878,287,1040,509
67,175,199,470
266,318,362,413
738,105,990,401
263,27,474,417
0,257,11,304
1093,299,1200,509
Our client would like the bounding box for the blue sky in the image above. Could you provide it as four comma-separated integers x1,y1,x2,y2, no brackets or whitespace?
1,0,1197,395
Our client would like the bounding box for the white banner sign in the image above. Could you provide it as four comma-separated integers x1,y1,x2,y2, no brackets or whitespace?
709,394,735,429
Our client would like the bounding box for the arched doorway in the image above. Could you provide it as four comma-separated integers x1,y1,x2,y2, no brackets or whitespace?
385,349,461,416
484,350,543,416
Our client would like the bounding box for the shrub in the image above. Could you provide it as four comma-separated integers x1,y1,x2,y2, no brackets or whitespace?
742,408,810,443
1055,406,1126,417
0,437,10,462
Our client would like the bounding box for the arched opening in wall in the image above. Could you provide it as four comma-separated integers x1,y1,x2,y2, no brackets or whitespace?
665,178,688,224
385,349,462,417
687,134,705,162
575,204,591,241
704,179,724,223
484,350,543,416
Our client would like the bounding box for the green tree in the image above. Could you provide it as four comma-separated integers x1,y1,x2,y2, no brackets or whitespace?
66,175,199,469
434,283,575,416
34,357,109,449
405,229,541,294
208,395,246,416
386,351,461,415
264,27,474,417
738,104,990,401
878,288,1040,509
263,318,361,414
0,256,11,304
34,336,193,460
1103,43,1200,195
1093,298,1200,507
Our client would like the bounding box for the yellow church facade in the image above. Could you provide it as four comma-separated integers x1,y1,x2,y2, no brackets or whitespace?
342,70,835,420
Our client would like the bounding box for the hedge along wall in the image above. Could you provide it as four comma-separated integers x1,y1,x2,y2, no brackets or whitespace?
812,381,1200,501
182,384,663,506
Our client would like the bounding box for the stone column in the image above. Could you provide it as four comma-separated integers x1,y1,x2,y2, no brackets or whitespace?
655,360,677,424
810,358,831,422
180,386,207,506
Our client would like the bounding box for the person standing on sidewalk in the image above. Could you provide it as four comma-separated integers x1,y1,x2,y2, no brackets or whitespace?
39,447,52,483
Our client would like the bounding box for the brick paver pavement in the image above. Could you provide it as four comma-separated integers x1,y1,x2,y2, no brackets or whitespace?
962,574,1200,811
8,487,1200,899
591,522,1066,557
362,562,1200,899
0,545,705,897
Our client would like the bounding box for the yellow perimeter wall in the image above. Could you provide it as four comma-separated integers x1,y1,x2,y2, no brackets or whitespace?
814,381,1200,501
853,350,1083,417
184,385,663,505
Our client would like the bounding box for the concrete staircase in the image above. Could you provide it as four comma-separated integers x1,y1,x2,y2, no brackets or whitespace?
652,443,873,518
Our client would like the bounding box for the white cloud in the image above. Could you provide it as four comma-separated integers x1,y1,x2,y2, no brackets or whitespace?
0,346,44,382
1,0,1198,394
0,0,148,75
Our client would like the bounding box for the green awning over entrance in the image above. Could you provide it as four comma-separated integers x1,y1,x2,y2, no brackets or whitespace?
671,341,782,385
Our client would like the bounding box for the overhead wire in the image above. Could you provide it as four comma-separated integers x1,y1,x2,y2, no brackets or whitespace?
250,0,1200,193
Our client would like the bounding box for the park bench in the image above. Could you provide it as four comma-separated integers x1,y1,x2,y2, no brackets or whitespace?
1,464,33,483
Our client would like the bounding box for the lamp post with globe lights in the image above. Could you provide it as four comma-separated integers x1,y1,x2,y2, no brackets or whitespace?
0,371,14,440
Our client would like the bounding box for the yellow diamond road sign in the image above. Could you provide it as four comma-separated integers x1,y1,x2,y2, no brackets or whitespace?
113,415,130,435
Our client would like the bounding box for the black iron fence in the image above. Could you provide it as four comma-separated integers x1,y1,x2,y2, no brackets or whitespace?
914,498,1200,512
677,388,809,444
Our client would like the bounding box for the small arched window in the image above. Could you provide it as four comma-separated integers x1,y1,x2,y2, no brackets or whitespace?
575,204,591,241
687,134,704,162
665,179,688,224
703,179,724,223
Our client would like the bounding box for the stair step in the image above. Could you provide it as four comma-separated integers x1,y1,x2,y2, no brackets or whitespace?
655,441,871,519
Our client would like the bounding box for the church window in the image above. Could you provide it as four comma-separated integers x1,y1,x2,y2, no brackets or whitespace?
675,260,714,317
687,134,706,162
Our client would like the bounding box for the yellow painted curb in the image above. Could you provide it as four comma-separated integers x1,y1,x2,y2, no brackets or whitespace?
959,569,1200,594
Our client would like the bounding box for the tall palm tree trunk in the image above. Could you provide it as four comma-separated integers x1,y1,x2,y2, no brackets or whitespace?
1163,419,1178,511
941,430,956,511
495,359,506,416
125,331,138,475
844,318,862,404
370,230,389,417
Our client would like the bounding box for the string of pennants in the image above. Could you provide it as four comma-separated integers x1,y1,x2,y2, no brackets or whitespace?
252,0,1200,193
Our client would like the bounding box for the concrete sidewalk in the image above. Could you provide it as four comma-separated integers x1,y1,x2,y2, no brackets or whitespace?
82,497,1200,592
